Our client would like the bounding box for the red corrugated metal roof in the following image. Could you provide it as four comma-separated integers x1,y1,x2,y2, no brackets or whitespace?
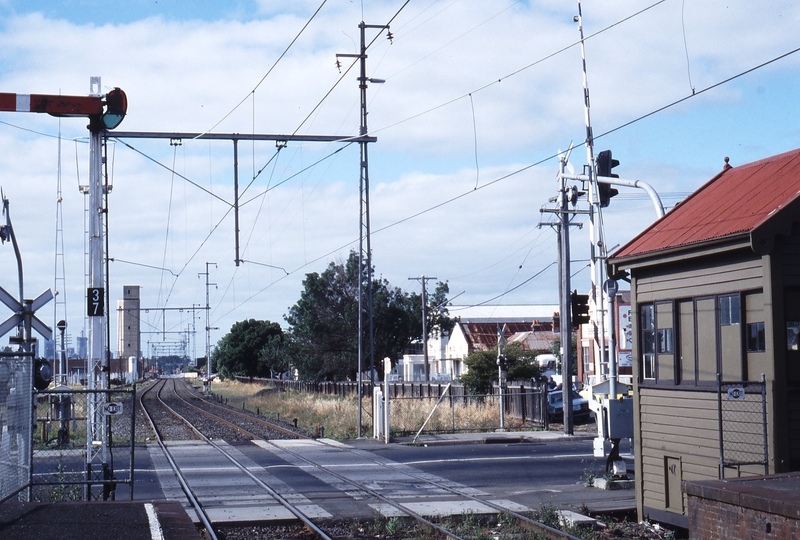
612,148,800,259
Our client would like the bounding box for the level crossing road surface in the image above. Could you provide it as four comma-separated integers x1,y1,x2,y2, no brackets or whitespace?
132,430,635,526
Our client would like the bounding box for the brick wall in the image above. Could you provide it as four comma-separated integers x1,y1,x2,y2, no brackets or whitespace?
689,495,799,539
684,473,800,540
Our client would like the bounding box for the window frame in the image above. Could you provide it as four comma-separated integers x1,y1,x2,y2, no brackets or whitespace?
638,289,764,387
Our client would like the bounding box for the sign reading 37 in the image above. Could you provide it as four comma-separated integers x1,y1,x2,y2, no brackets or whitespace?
87,287,105,317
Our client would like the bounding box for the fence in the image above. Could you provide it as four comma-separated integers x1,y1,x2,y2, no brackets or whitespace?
238,376,549,434
718,377,768,477
388,389,547,436
29,386,136,502
0,354,34,503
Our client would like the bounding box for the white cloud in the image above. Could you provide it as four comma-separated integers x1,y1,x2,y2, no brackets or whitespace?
0,1,797,358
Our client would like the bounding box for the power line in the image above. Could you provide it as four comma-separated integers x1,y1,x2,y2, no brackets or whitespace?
208,40,800,320
370,0,669,136
197,0,330,138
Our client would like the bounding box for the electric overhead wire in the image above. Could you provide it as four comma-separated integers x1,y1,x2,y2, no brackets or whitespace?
450,261,558,310
221,41,800,315
208,2,410,320
196,0,329,138
112,138,231,206
387,0,522,81
8,2,794,327
248,0,409,183
369,0,669,137
156,143,179,328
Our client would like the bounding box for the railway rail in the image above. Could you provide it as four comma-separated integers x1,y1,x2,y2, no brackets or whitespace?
138,377,581,540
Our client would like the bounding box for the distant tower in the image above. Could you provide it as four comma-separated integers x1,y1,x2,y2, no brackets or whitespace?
117,286,141,360
53,119,68,373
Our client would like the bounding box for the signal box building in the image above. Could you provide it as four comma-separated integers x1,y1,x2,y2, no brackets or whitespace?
608,148,800,528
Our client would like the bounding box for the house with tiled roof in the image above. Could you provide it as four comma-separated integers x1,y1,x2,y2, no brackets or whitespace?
608,148,800,529
398,305,559,381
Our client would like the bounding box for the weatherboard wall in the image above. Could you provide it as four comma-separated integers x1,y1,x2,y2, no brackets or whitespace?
628,249,780,528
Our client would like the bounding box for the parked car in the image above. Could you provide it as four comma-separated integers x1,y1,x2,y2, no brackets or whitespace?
546,390,592,424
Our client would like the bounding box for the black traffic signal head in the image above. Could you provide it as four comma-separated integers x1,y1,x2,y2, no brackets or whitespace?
596,150,620,207
497,354,508,370
34,358,52,391
570,291,590,329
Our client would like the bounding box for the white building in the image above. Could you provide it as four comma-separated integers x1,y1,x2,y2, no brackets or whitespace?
398,304,559,382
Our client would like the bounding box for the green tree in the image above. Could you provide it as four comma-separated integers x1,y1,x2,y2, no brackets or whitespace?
257,333,294,377
212,319,284,379
285,251,421,381
460,342,543,395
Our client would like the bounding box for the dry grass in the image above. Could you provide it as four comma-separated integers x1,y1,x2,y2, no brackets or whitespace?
208,380,531,440
209,380,372,440
389,396,527,433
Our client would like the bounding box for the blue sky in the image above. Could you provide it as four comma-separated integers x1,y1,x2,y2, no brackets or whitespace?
0,0,798,360
0,1,263,24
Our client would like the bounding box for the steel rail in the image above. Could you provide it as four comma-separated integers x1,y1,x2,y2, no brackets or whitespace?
138,379,218,540
331,446,583,540
263,438,582,540
161,378,572,539
149,378,333,540
178,385,307,439
170,380,464,540
261,439,470,540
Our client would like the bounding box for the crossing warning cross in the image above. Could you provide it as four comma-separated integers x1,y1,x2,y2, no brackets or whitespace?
0,286,53,341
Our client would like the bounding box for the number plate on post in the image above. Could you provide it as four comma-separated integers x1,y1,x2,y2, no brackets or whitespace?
102,402,123,416
87,287,104,316
727,387,746,401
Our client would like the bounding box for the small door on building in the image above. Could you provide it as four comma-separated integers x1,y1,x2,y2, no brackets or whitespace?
665,456,683,513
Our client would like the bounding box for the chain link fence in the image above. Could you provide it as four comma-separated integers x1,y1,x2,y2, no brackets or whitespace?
29,386,136,502
718,377,768,476
0,355,34,503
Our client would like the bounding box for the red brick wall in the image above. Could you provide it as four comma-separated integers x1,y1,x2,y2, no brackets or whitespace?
689,495,800,540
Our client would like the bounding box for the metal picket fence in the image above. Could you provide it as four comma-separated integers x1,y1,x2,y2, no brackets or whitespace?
387,385,547,436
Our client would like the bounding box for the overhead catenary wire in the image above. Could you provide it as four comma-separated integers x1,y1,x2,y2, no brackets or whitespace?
210,41,800,322
7,3,788,334
196,0,330,138
369,0,669,137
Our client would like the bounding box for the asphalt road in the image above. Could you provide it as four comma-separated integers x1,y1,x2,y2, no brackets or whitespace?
349,436,636,514
39,432,635,518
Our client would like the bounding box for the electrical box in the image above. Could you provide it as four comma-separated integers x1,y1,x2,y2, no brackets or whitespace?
606,397,634,439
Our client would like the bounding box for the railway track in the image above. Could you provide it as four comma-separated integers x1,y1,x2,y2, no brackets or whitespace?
139,377,581,540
